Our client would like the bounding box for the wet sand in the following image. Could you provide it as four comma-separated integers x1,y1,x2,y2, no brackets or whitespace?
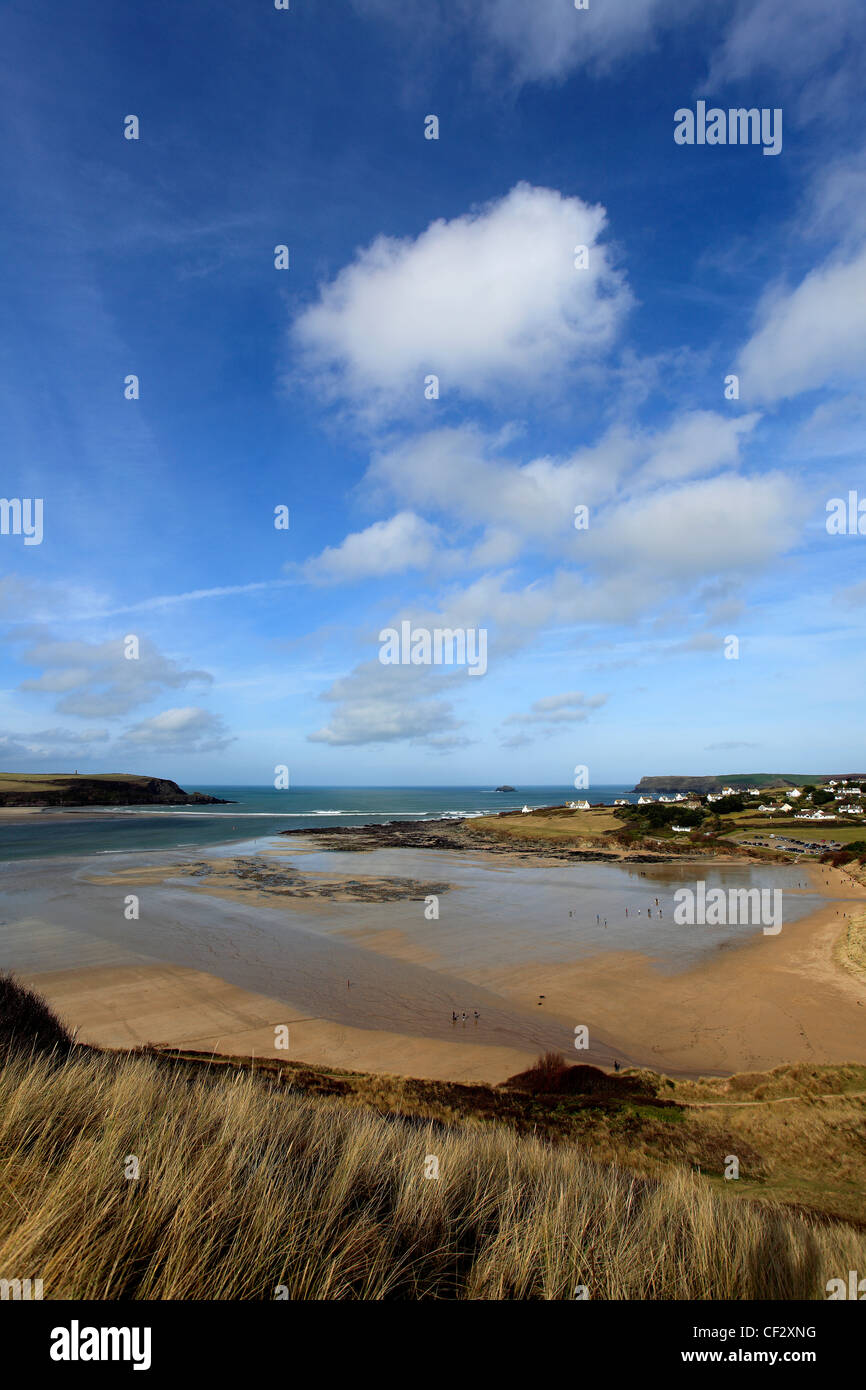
2,844,864,1083
482,898,866,1075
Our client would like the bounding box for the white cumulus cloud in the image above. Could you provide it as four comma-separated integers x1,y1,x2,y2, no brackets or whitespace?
291,183,630,415
301,512,440,583
737,247,866,403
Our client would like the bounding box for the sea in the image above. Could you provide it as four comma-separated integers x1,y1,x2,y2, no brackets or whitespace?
0,785,640,861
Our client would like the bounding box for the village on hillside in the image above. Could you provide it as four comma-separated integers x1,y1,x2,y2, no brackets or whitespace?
502,777,866,865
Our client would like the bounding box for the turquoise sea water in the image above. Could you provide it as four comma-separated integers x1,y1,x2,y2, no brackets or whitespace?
0,785,639,861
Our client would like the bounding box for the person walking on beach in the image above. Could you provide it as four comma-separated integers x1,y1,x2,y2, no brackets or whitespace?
474,1011,479,1023
462,1012,466,1023
452,1011,457,1023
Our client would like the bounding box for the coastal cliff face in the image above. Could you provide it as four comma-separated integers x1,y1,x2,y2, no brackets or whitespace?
0,775,232,807
633,776,727,793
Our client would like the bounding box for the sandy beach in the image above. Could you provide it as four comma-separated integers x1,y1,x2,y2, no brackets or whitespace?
2,839,864,1083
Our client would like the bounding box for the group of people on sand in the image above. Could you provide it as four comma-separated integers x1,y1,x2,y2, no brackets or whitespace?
451,1010,479,1024
567,902,665,924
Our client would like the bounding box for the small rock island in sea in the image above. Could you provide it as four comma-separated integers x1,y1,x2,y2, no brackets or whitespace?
0,773,234,807
494,785,516,792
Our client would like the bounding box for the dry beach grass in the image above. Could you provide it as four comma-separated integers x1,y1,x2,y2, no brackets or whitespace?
1,1035,864,1300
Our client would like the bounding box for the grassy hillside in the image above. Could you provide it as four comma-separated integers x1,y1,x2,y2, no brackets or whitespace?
468,806,621,843
464,805,746,858
635,774,864,793
1,1045,863,1300
1,978,865,1299
0,773,229,807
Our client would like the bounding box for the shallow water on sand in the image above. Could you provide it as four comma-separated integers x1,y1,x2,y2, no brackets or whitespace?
283,845,825,973
0,842,848,1076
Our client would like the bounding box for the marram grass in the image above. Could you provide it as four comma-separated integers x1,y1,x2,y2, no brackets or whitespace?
0,1047,863,1300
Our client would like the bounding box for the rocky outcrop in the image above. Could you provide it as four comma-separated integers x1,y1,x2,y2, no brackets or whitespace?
0,775,233,807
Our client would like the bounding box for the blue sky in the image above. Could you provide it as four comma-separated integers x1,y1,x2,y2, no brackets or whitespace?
1,0,865,785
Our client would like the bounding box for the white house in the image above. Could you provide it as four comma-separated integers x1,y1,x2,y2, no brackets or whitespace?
574,799,591,811
521,805,531,814
840,805,864,815
788,788,803,799
757,804,778,814
613,799,629,806
638,795,654,804
779,803,793,812
671,824,693,833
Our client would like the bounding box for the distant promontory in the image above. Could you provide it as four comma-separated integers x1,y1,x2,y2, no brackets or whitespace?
0,774,233,808
632,773,864,793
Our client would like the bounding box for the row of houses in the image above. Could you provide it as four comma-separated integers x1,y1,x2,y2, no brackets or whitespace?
706,785,763,802
555,781,866,820
637,792,695,805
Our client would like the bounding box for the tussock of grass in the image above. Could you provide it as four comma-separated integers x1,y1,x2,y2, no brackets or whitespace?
672,1063,866,1105
0,1047,863,1300
0,972,74,1062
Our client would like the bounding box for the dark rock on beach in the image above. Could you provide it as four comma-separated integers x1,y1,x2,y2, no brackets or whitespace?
280,816,624,861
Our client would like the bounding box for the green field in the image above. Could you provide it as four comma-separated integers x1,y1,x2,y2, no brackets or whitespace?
727,814,866,845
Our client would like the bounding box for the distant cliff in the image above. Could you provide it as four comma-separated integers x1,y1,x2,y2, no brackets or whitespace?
632,773,862,793
632,776,725,794
0,774,233,807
